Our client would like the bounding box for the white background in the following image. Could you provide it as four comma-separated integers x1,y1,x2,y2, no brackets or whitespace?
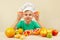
0,0,60,32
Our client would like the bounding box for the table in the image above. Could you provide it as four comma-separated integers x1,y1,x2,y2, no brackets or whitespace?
0,32,60,40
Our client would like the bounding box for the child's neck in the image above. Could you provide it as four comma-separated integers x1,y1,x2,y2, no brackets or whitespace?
25,20,31,24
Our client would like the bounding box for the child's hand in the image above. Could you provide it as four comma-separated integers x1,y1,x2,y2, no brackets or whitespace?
17,12,23,20
33,12,39,21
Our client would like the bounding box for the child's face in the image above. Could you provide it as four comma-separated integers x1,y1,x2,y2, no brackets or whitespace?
23,10,33,22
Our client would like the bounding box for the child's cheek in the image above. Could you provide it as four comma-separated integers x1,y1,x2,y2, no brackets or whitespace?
23,16,27,18
24,17,26,19
30,16,33,19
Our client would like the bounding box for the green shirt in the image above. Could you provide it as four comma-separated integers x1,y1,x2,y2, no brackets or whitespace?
16,20,41,31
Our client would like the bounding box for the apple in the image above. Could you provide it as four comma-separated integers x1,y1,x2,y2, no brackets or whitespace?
24,31,28,36
40,27,47,37
47,28,53,33
47,33,52,38
40,27,47,30
52,29,58,36
23,30,32,36
40,30,47,37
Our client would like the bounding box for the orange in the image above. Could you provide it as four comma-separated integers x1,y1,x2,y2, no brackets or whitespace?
33,29,40,35
5,27,15,38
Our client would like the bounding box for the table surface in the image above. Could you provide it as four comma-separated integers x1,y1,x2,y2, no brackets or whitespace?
0,32,60,40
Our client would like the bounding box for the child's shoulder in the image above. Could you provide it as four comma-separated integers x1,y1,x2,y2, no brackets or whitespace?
19,20,24,23
31,20,37,23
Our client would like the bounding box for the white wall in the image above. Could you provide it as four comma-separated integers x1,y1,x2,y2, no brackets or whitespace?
0,0,60,32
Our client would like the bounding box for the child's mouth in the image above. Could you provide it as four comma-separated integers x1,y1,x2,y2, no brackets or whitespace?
26,18,30,20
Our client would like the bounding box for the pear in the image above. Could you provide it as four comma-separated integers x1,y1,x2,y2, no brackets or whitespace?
14,34,21,39
20,35,25,40
15,30,19,34
47,33,52,38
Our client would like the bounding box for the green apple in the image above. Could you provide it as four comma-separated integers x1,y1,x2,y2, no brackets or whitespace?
47,33,52,38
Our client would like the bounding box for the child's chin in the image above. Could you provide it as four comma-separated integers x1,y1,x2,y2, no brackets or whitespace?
26,20,31,22
27,20,32,21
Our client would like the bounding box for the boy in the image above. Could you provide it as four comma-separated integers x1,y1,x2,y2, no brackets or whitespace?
16,7,41,31
12,3,44,31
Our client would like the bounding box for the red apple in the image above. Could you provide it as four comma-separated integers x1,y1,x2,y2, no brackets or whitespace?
24,31,28,36
52,29,58,36
23,30,32,36
27,31,31,35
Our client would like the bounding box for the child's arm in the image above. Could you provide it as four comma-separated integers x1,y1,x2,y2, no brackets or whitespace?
12,19,19,30
33,13,44,27
12,12,23,29
37,19,44,27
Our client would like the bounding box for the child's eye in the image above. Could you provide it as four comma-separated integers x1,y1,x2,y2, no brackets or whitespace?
29,14,32,16
25,14,27,16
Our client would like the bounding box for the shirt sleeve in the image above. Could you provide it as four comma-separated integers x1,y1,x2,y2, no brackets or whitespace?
16,20,23,29
33,21,41,29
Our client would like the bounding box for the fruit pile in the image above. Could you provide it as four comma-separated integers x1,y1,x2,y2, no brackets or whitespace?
5,27,58,39
33,27,58,38
5,28,25,40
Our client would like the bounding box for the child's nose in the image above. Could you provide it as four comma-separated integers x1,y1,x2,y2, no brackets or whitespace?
27,14,30,16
